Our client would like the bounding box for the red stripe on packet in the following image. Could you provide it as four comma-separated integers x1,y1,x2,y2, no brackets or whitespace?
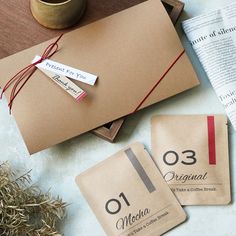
207,116,216,165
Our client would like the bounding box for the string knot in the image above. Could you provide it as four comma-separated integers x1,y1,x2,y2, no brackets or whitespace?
0,34,63,114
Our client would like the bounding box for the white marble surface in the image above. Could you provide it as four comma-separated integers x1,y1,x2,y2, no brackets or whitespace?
1,0,236,235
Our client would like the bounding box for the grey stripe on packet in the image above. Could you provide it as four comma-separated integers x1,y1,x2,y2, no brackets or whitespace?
124,148,156,193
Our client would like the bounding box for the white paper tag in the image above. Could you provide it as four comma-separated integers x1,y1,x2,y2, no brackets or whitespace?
32,55,98,86
38,67,87,102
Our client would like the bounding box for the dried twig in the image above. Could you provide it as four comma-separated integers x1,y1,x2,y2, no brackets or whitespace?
0,163,66,236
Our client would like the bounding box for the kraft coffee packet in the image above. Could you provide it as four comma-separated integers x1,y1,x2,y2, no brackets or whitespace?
151,115,231,205
76,143,186,236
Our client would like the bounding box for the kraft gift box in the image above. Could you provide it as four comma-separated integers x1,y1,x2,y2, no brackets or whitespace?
0,0,199,154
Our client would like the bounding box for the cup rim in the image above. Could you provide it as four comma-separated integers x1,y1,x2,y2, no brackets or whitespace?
38,0,72,6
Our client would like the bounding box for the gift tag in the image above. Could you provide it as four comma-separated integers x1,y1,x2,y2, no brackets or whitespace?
38,67,86,102
151,115,231,205
32,55,98,85
76,143,186,236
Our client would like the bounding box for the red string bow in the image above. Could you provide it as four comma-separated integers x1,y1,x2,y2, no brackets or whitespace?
0,34,63,114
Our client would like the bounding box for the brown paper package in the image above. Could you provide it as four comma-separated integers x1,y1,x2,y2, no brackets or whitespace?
0,0,199,154
76,142,186,236
151,115,231,205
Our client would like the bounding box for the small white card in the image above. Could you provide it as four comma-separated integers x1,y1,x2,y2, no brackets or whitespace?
32,55,98,86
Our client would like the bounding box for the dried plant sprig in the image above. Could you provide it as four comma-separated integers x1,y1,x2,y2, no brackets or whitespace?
0,162,66,236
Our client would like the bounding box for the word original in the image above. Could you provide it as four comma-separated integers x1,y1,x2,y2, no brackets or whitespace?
164,171,208,183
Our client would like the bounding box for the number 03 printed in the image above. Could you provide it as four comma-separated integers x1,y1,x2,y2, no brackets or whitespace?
163,150,197,166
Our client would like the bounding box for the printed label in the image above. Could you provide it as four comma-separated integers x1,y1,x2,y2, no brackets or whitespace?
32,55,98,86
37,67,87,102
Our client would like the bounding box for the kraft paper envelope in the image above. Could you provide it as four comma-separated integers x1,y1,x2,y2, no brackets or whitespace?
0,0,199,154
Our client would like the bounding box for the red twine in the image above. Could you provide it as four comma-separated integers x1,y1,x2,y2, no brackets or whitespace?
1,35,184,116
0,34,63,114
133,49,185,113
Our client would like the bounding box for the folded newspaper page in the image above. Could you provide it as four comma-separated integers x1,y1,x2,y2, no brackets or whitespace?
182,3,236,130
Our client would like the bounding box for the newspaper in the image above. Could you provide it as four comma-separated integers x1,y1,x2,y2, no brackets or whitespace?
182,3,236,130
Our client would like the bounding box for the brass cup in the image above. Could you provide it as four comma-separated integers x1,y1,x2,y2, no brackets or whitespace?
30,0,86,29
